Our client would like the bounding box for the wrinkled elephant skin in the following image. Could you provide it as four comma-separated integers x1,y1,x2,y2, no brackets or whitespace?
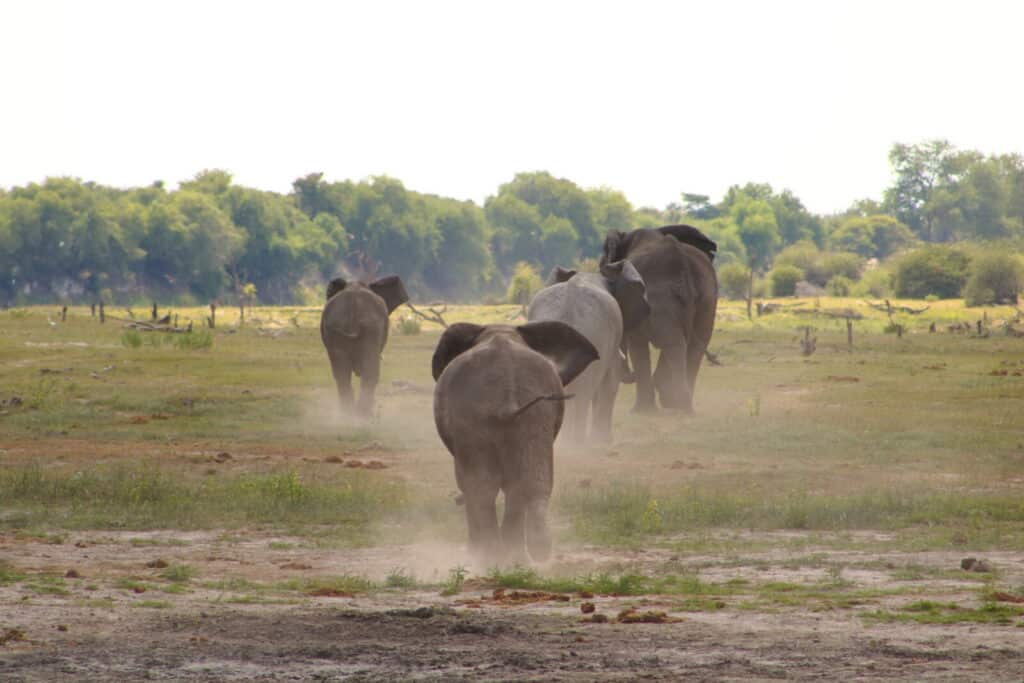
600,225,718,414
432,322,598,566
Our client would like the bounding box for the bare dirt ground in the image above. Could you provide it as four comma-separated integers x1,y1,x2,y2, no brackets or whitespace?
2,530,1023,681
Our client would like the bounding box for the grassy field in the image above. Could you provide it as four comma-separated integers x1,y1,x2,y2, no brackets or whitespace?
3,297,1023,550
4,298,1024,678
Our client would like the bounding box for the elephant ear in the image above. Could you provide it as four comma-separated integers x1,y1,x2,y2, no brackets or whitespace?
369,276,409,314
432,323,485,381
600,260,650,331
545,266,577,286
516,321,600,387
657,224,717,262
326,278,347,301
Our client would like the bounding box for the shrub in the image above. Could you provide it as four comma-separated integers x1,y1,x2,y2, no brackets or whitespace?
769,265,804,296
121,330,143,348
395,315,422,335
173,330,213,350
826,275,854,297
851,268,894,298
717,263,749,300
773,241,820,273
506,262,542,306
817,252,864,283
894,246,970,299
963,252,1021,306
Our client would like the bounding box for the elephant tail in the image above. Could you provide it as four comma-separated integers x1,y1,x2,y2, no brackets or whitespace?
499,393,574,420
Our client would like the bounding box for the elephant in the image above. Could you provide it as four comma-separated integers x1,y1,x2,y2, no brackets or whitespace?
527,264,648,443
320,275,409,415
599,224,718,414
432,321,599,565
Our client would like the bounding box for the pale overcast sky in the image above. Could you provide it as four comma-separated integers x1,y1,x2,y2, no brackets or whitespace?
2,0,1022,214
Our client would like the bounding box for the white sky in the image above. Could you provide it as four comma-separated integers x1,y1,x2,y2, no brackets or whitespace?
2,0,1023,214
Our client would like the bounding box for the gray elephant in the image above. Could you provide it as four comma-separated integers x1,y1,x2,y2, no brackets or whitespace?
599,225,717,414
527,265,648,443
432,321,599,565
320,275,409,415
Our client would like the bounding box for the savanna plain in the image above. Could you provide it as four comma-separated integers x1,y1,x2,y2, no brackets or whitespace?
2,300,1024,681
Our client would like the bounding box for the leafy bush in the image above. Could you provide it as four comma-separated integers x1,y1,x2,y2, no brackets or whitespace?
769,265,804,296
817,252,864,283
894,246,970,299
826,275,854,296
963,252,1021,306
851,268,894,298
773,240,820,273
506,262,542,306
395,316,422,335
717,263,749,300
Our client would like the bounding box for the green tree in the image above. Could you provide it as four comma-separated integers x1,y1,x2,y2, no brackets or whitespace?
893,246,970,298
769,264,803,296
963,251,1021,305
829,215,915,258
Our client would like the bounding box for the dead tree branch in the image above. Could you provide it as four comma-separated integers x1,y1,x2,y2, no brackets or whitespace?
405,302,449,329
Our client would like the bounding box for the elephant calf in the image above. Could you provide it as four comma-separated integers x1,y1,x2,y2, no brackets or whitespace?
432,322,599,566
320,275,408,416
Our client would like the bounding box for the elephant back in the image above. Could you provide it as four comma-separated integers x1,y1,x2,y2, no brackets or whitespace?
321,287,388,341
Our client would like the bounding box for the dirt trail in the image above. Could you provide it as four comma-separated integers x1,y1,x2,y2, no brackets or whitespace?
3,531,1024,681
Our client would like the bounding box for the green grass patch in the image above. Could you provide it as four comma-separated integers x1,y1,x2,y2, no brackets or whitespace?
278,574,377,596
558,483,1024,545
159,564,196,583
485,567,729,597
0,561,27,585
865,600,1024,625
24,575,69,595
132,600,172,609
0,464,408,535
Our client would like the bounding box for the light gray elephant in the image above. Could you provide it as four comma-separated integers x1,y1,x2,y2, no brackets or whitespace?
527,265,648,443
320,275,409,415
432,321,599,565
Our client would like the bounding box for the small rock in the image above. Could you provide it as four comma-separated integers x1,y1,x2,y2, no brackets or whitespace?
56,624,68,632
133,586,146,594
324,455,344,464
146,559,168,569
213,452,232,463
65,569,81,579
580,602,596,614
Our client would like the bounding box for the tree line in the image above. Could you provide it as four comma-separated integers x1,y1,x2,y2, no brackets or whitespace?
1,140,1022,306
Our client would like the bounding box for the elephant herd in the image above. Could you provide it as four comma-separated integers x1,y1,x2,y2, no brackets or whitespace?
321,225,719,566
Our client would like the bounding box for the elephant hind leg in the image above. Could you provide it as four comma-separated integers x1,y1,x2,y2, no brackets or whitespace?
500,487,530,566
589,365,620,443
326,348,354,410
355,341,381,417
525,496,551,563
464,485,500,568
628,335,657,414
655,344,693,413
